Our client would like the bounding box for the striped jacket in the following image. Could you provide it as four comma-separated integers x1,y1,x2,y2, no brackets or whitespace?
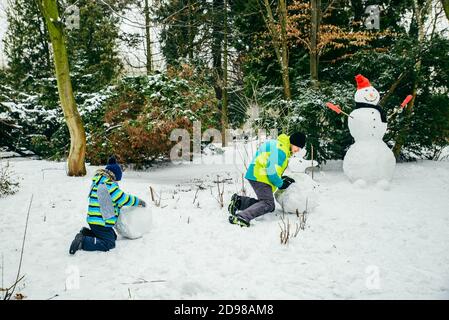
87,169,140,227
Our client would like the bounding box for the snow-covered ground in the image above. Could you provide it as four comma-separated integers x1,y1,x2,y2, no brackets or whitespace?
1,143,449,300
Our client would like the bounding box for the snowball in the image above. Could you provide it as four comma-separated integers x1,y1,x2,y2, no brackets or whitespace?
354,179,367,188
286,155,319,174
348,108,386,141
286,149,319,174
376,179,391,190
115,206,152,239
343,140,396,183
275,173,319,214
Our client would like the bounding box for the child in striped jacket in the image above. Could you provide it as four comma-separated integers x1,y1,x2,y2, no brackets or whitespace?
69,156,146,255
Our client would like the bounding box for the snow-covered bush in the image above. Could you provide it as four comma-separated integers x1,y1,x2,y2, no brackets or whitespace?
254,78,355,163
0,161,19,198
0,79,62,157
87,67,220,167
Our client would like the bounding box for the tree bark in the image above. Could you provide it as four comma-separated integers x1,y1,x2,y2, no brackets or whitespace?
222,0,229,146
187,0,194,62
392,0,430,159
262,0,292,102
144,0,153,74
212,0,224,100
441,0,449,20
278,0,291,100
379,72,407,107
310,0,321,86
38,0,86,176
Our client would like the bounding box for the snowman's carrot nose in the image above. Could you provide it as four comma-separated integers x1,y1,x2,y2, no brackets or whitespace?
326,102,354,118
400,95,413,108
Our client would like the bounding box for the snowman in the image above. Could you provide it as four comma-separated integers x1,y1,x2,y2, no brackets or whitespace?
343,74,396,188
275,148,319,214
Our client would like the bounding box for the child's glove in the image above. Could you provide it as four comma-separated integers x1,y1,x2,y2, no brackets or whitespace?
282,176,295,184
138,199,147,207
279,176,295,190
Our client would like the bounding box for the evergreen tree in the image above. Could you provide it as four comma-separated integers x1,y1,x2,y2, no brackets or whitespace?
0,0,135,159
3,0,52,89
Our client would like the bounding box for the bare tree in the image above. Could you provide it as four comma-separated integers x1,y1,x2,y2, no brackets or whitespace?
261,0,292,102
37,0,87,176
144,0,153,74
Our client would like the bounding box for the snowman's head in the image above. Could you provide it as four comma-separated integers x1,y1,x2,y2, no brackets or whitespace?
354,74,380,105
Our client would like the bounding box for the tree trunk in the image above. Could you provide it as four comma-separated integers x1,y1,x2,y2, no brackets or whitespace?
187,0,194,62
278,0,291,100
441,0,449,20
262,0,291,103
212,0,224,100
392,0,429,159
38,0,86,176
221,0,229,146
310,0,321,86
144,0,153,74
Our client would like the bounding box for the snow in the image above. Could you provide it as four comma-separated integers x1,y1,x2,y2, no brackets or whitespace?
275,152,320,214
348,108,386,141
354,86,380,105
115,206,152,240
275,173,319,214
343,140,396,184
1,145,449,299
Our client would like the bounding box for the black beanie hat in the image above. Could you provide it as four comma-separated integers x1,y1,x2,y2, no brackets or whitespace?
289,132,306,148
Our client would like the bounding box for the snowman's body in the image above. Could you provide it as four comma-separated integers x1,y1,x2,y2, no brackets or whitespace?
343,75,396,186
275,151,319,214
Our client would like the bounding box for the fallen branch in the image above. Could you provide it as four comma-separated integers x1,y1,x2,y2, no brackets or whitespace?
121,278,166,285
3,194,33,300
192,186,200,204
215,175,225,208
149,186,155,202
279,213,291,245
149,186,163,207
241,173,246,196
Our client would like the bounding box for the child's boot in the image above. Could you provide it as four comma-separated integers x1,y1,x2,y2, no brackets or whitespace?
228,215,250,227
228,193,241,216
69,232,84,255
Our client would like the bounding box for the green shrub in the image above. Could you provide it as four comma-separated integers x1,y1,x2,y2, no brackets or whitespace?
87,68,220,167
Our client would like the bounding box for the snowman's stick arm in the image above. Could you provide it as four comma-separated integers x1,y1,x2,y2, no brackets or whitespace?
340,110,354,118
325,102,354,118
387,95,413,120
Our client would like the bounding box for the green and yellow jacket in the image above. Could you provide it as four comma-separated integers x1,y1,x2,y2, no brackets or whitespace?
245,134,292,191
